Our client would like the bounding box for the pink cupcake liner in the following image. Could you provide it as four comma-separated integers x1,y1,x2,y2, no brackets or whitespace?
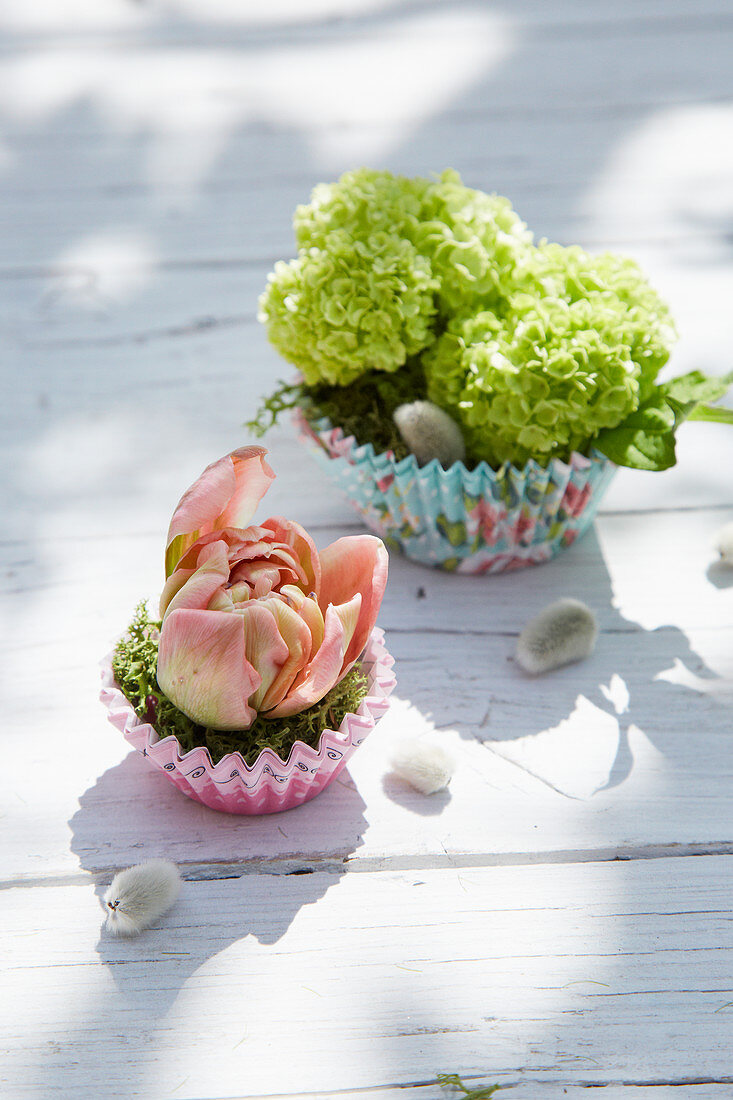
100,628,396,815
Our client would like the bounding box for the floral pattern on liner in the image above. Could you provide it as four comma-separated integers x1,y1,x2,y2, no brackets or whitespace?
100,629,395,816
296,412,616,574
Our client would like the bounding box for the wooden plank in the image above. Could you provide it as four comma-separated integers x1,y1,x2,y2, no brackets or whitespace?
182,1089,733,1100
0,4,731,272
0,121,730,268
2,255,730,371
1,486,732,879
4,507,733,635
2,0,726,41
207,1089,733,1100
2,0,732,46
2,322,733,532
2,646,732,880
2,857,732,1098
2,2,732,1096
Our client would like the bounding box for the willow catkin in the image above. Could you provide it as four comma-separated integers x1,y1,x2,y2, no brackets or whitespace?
104,859,182,936
516,598,598,674
390,738,456,794
393,401,466,468
715,521,733,564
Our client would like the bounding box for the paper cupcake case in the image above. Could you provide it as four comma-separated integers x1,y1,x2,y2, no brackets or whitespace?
296,412,616,574
100,628,396,816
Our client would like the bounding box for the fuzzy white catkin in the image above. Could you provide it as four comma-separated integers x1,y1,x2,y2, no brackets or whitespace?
390,738,456,795
104,859,182,936
715,521,733,564
516,598,598,674
393,401,466,468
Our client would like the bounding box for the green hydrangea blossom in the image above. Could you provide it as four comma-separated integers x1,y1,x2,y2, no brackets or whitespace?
259,168,531,388
412,169,533,315
513,242,674,398
293,167,431,251
424,244,675,467
258,228,438,386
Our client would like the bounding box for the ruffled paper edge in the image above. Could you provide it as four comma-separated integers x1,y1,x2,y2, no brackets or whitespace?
295,410,616,573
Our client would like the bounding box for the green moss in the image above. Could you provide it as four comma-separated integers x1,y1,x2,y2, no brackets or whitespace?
247,358,430,461
302,358,428,459
112,602,370,767
245,378,304,438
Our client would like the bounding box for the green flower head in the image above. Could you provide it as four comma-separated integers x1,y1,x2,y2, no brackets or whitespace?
412,169,533,315
258,227,438,387
259,168,531,388
424,243,675,468
293,167,431,251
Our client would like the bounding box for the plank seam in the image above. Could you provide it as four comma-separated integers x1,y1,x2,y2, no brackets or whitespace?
3,843,733,891
169,1072,733,1100
2,9,733,52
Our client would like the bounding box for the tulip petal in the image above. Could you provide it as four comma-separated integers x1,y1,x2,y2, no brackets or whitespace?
228,542,302,586
261,517,321,594
207,588,235,612
331,592,362,660
220,451,276,530
279,585,325,657
161,540,230,620
174,526,267,573
227,581,252,605
159,568,195,619
165,448,275,577
265,599,356,718
254,597,312,712
157,609,260,730
318,535,388,667
238,602,291,711
228,561,286,601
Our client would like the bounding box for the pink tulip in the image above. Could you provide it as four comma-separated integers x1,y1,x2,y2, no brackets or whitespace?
156,447,388,730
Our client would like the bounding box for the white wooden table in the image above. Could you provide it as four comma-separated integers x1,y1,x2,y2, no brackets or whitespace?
2,2,733,1097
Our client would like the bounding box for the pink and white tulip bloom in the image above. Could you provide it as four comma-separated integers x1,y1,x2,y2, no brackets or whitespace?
156,446,388,730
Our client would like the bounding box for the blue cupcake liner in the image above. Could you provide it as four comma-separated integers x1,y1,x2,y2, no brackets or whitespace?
296,412,616,574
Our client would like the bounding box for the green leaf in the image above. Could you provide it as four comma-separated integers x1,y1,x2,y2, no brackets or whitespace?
595,391,678,470
688,403,733,424
624,400,676,432
595,424,678,471
595,370,733,471
662,369,733,407
165,534,187,579
436,1075,502,1099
